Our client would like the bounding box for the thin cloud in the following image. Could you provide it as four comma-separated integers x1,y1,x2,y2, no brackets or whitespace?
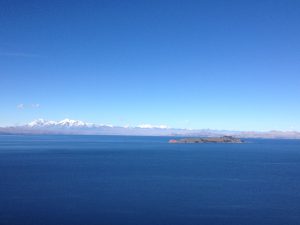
17,103,40,109
17,103,25,109
31,103,40,108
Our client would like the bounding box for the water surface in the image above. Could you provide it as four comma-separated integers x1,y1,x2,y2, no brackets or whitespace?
1,135,300,225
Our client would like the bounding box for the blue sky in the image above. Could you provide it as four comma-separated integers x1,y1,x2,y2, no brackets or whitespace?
1,0,300,130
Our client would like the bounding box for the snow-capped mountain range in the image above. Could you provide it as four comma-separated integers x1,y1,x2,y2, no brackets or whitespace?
1,118,300,139
27,118,93,128
25,118,167,129
0,118,178,136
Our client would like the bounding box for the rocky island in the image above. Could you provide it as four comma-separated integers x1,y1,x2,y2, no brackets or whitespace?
169,136,243,144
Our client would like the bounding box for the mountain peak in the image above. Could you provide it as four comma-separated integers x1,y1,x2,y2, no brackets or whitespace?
57,118,87,126
27,118,89,128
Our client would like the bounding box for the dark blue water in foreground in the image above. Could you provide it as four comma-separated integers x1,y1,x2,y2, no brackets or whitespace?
1,135,300,225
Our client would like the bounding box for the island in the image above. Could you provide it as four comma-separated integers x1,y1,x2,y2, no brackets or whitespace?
169,136,244,144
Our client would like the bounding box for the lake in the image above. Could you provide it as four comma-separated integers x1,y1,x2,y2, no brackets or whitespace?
1,135,300,225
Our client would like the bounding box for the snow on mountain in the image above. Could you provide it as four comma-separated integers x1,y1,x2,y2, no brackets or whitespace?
1,118,299,138
28,119,57,127
26,119,170,130
57,118,87,127
137,124,169,129
27,118,91,128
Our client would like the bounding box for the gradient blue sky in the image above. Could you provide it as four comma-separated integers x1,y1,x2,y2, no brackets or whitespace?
1,0,300,130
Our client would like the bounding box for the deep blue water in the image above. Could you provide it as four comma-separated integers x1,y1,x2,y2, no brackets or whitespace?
1,135,300,225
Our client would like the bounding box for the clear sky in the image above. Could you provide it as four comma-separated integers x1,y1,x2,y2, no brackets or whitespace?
1,0,300,131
